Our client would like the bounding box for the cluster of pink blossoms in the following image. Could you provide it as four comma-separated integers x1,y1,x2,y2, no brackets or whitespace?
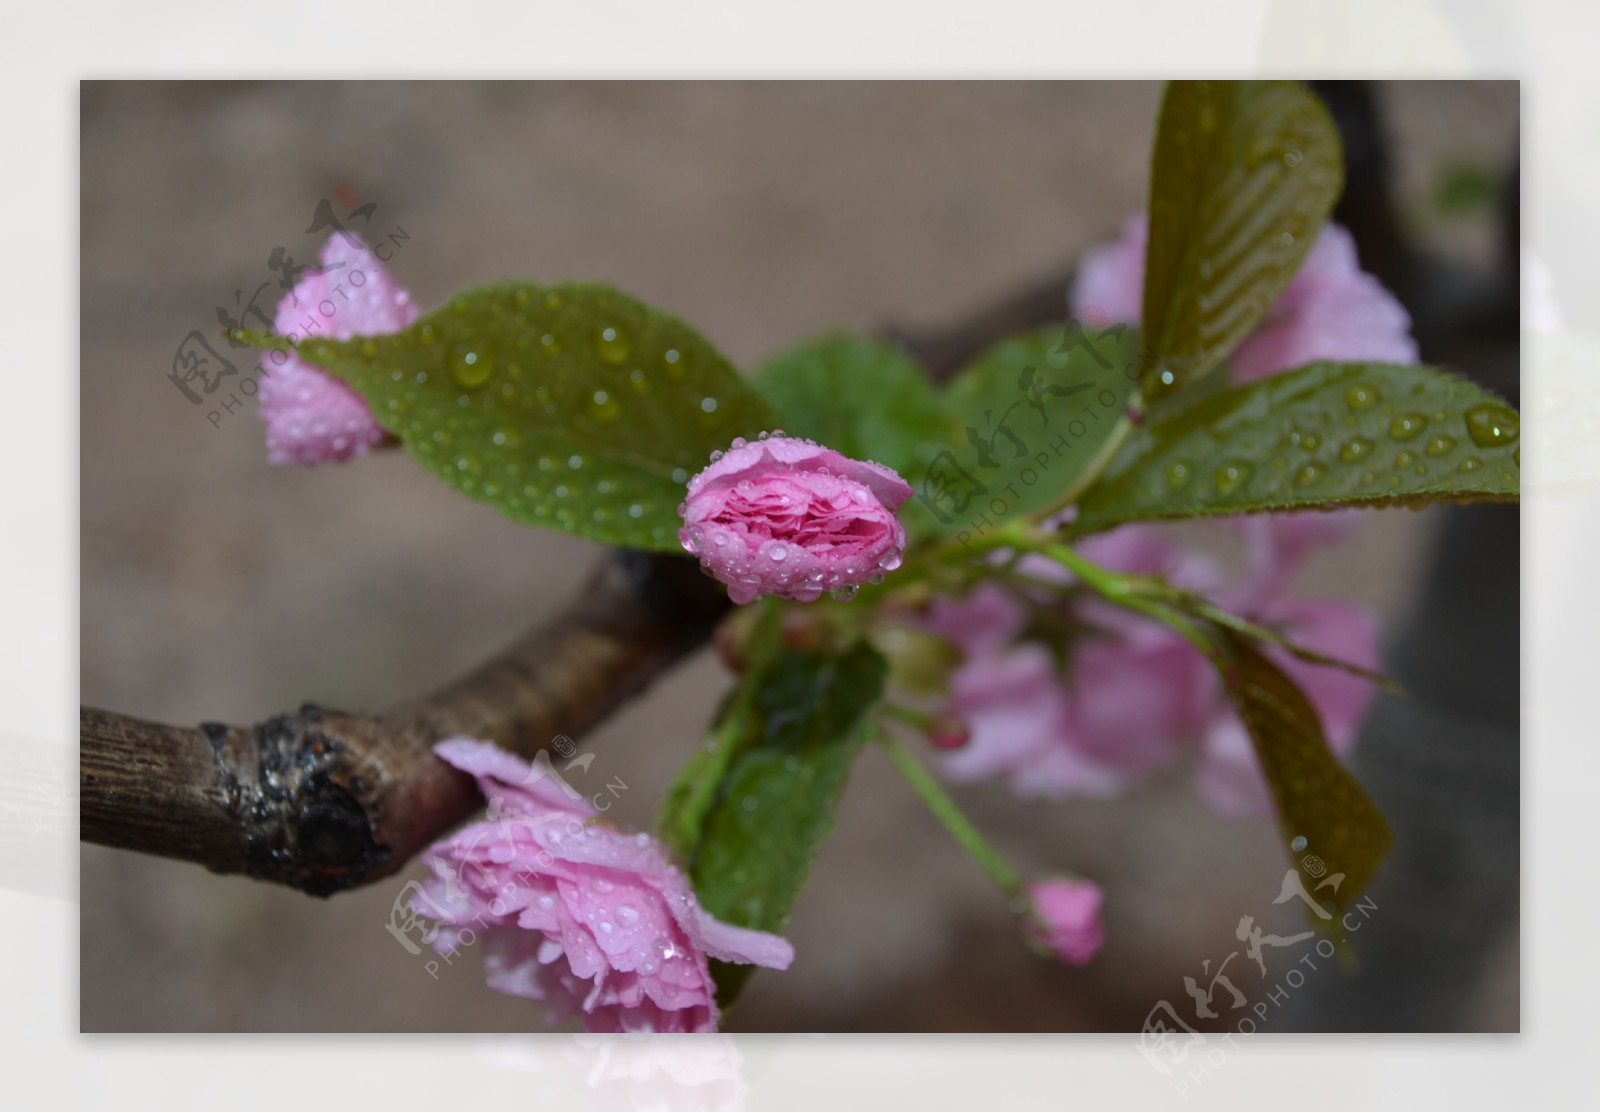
262,213,1415,998
413,739,793,1034
923,213,1414,816
928,511,1377,815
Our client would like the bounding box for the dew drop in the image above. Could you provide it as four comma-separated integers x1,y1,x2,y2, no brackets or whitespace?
701,397,719,414
1464,402,1520,447
628,504,644,519
596,326,630,364
1214,460,1253,495
1389,412,1427,441
829,584,861,602
617,905,639,926
1284,149,1303,167
1425,434,1457,456
1166,461,1192,489
1339,437,1372,462
1458,456,1482,473
1395,451,1414,468
1346,384,1380,411
1295,463,1322,487
769,544,788,562
451,347,493,390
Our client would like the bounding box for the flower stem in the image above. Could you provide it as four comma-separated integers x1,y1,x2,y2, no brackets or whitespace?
876,729,1021,896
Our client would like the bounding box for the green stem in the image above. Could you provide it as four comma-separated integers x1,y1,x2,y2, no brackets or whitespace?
880,703,934,731
1035,539,1219,662
876,729,1021,895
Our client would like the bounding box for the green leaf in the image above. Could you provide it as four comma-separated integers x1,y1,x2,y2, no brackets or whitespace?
927,323,1142,534
668,639,887,1005
1071,361,1520,534
258,282,778,551
1143,80,1343,393
1212,627,1392,908
753,334,950,481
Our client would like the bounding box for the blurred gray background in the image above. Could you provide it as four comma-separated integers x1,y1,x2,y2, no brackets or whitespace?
79,81,1517,1032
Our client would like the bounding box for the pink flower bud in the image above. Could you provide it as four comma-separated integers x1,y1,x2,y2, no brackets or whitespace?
927,712,971,750
1025,877,1105,966
678,435,913,605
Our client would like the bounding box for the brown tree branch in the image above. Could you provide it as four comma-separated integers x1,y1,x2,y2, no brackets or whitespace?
81,551,733,895
79,269,1076,896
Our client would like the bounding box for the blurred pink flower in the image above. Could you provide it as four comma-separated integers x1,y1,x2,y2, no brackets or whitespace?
927,514,1380,817
679,435,912,605
1025,878,1105,966
416,738,793,1034
1068,213,1417,382
942,642,1125,797
258,234,417,465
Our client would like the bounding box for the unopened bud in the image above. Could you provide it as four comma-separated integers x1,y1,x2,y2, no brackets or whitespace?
927,713,970,750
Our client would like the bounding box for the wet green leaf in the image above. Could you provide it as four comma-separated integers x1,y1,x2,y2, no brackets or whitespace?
753,334,950,480
1143,80,1343,394
1212,628,1392,909
245,281,777,550
929,323,1143,534
666,639,887,1006
1071,361,1520,533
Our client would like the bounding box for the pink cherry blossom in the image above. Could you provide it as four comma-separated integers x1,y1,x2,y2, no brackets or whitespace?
1068,213,1417,382
414,738,793,1034
1025,877,1105,966
257,234,417,465
678,435,912,605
